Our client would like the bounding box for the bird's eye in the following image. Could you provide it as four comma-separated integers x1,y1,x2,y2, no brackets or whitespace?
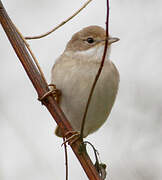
86,37,94,44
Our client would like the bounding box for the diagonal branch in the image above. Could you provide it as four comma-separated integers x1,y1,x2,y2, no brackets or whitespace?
0,1,101,180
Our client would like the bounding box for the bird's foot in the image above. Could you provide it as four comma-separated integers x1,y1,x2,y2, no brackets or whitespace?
48,84,61,104
62,131,81,146
38,84,61,104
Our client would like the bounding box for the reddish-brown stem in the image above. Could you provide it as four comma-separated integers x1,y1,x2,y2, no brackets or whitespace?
0,1,101,180
81,0,110,137
63,137,68,180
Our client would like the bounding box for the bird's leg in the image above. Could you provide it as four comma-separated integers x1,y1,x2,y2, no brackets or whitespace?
38,84,61,104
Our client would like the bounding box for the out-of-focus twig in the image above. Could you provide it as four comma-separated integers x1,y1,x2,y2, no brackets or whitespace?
63,137,68,180
25,0,93,40
80,0,110,137
14,25,47,84
0,1,101,180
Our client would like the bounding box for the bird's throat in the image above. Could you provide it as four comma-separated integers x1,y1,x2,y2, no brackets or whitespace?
65,45,111,63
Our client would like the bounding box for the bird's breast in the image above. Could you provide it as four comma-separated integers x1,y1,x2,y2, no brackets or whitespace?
51,58,119,137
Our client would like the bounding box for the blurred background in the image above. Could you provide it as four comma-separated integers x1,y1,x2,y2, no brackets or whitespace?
0,0,162,179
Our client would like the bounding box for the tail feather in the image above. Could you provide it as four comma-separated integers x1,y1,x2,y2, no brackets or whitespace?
55,126,63,137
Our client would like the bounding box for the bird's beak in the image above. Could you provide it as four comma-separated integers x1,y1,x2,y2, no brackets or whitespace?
98,37,120,45
108,37,120,44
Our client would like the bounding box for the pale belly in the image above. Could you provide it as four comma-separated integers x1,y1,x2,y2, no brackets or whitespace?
51,60,119,137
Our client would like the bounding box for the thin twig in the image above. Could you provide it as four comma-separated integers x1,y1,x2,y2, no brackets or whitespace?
80,0,110,137
63,137,68,180
14,24,47,84
25,0,93,40
84,141,99,166
0,1,101,179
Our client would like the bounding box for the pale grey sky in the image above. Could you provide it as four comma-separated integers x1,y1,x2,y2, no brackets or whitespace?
0,0,162,180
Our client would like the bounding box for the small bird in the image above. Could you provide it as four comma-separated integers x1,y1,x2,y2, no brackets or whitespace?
51,25,119,138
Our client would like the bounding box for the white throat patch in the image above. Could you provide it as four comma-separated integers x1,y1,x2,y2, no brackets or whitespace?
75,45,111,61
64,45,111,63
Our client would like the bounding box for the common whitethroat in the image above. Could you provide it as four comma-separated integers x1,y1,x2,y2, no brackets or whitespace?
51,25,119,138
